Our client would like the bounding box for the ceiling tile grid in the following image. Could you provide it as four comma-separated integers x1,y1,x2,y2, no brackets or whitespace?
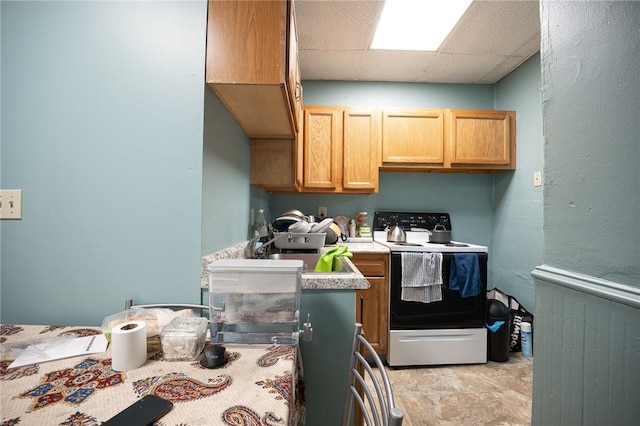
295,0,541,84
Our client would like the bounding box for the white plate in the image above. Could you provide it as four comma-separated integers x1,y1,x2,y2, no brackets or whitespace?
310,218,333,233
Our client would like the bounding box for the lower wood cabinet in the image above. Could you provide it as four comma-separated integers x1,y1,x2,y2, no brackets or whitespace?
352,253,389,355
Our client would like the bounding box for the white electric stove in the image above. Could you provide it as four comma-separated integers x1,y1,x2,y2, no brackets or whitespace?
374,211,489,367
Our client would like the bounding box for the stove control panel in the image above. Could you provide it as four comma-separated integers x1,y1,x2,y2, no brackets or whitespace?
374,211,451,231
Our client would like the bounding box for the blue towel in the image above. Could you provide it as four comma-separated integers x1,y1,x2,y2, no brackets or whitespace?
449,253,481,297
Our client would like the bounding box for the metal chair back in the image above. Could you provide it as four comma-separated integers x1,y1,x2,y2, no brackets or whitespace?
342,323,403,426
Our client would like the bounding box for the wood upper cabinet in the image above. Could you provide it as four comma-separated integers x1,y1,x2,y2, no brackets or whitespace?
250,138,301,192
381,108,516,171
303,107,341,189
343,109,379,191
206,0,300,138
448,109,516,170
302,106,379,193
352,253,389,355
381,108,446,170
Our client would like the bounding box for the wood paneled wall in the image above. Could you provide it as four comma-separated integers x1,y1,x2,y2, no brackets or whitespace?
531,266,640,425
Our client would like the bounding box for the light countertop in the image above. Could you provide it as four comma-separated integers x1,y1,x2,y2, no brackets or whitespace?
326,240,390,254
200,239,389,291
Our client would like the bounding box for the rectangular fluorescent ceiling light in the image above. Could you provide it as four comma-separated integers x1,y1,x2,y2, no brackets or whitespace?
371,0,473,51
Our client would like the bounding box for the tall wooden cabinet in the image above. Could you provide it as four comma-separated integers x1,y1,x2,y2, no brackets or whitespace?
303,106,379,193
206,0,300,138
352,253,389,355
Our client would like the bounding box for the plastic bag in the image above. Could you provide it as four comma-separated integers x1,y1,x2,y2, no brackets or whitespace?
102,307,195,342
487,288,534,352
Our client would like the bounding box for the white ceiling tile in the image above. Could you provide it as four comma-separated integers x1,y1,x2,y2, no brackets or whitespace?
295,0,541,83
419,54,515,84
295,0,384,51
441,1,541,55
357,51,437,82
299,50,364,80
480,55,532,83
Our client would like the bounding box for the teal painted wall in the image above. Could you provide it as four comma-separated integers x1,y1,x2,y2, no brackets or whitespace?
299,80,494,109
492,55,544,312
299,290,356,426
541,2,639,284
270,173,494,249
1,1,208,325
201,88,252,255
533,1,640,424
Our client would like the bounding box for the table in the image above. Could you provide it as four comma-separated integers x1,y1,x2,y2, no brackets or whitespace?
0,324,304,425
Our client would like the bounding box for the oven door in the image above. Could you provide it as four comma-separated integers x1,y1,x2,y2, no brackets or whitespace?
389,252,487,329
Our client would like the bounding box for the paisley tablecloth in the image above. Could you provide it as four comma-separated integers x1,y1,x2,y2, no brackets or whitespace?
0,324,304,426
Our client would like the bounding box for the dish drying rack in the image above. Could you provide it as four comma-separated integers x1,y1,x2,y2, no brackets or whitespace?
273,232,326,250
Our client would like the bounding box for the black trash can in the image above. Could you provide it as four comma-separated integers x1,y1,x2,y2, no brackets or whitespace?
487,299,510,362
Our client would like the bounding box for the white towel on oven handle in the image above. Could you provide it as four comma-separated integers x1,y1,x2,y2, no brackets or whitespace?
400,252,443,303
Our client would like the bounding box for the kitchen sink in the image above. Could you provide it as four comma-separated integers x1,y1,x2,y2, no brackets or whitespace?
264,253,357,274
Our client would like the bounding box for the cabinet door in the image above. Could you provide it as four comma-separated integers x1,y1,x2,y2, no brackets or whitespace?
356,277,386,354
381,109,445,168
303,107,341,189
449,109,516,169
343,108,379,191
353,253,389,355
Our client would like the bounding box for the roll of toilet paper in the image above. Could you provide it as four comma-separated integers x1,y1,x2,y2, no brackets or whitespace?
111,320,147,371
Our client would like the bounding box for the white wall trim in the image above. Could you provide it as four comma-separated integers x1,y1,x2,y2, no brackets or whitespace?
531,265,640,308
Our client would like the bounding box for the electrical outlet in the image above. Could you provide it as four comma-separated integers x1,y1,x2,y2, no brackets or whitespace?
533,171,542,187
318,206,327,218
0,189,23,219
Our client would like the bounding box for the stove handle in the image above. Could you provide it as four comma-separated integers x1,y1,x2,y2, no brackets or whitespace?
410,227,431,234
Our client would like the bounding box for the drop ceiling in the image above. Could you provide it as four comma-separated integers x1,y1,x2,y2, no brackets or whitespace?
295,0,541,84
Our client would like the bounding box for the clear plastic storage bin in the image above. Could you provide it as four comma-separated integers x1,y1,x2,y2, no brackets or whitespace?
161,316,208,361
207,259,302,345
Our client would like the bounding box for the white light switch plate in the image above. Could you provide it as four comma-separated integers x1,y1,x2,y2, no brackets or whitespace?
533,171,542,187
0,189,23,219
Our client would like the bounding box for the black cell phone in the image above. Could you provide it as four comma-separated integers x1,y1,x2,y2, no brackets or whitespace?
102,394,173,426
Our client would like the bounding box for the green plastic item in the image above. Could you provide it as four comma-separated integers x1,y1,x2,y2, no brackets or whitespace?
314,245,353,272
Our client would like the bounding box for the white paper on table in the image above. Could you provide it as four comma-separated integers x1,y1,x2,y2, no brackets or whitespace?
8,334,109,369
